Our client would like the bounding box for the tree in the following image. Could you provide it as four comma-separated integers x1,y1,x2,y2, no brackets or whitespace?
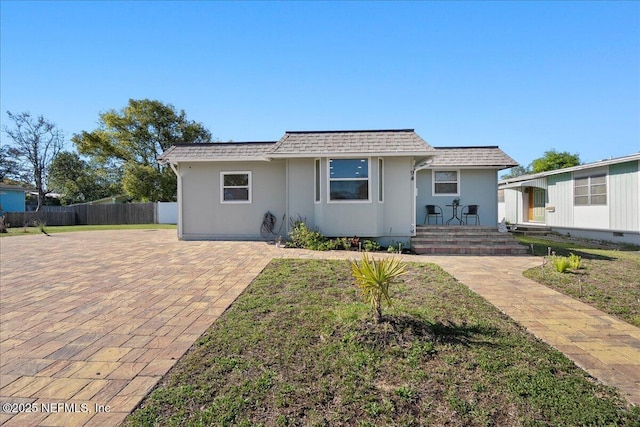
2,111,64,211
0,144,28,183
531,150,581,173
48,151,119,205
72,99,211,201
500,165,532,180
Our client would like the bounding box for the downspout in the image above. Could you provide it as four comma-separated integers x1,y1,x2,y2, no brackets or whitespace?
285,159,290,237
169,162,183,239
411,161,417,237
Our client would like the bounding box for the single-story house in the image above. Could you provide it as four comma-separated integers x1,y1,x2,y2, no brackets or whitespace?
0,183,27,214
499,153,640,245
158,129,517,243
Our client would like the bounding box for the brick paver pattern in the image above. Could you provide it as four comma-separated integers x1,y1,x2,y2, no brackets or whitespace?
0,230,638,426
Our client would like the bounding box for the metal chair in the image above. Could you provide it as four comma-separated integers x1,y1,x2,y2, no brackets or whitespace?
461,204,480,225
424,204,444,225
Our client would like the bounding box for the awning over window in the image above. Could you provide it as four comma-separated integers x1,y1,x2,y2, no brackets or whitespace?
501,178,547,190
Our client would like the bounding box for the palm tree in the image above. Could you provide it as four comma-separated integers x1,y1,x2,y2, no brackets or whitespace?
351,253,407,323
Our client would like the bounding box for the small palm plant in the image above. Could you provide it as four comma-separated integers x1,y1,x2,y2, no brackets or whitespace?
351,253,407,323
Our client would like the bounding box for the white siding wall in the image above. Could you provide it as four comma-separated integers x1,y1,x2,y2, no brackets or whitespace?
609,160,639,232
546,173,573,227
157,202,177,224
503,188,520,223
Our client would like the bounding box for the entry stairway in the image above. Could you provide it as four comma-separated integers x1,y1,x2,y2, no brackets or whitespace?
411,225,529,255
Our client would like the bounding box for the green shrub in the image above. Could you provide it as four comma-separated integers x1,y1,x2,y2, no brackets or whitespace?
285,222,327,250
553,256,570,273
568,253,582,270
362,239,381,252
387,241,407,253
351,253,407,323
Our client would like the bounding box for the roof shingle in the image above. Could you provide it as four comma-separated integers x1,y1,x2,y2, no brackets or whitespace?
430,146,518,169
269,129,435,156
158,142,276,162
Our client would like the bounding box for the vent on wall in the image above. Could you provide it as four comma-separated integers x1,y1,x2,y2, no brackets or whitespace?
613,232,624,237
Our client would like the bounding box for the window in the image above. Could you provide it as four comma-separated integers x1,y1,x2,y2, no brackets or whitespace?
328,158,369,201
433,170,459,195
221,172,251,203
314,159,321,203
574,174,606,205
378,158,384,202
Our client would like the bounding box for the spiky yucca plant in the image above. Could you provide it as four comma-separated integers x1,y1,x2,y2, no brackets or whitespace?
351,253,407,323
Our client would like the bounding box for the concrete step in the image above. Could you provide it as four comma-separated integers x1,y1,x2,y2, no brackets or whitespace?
411,225,528,255
411,244,529,255
411,238,521,246
508,224,552,236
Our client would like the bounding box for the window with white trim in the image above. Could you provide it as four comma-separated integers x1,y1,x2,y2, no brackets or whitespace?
328,158,369,201
314,159,321,203
221,171,251,203
574,174,606,205
433,170,459,195
378,158,384,202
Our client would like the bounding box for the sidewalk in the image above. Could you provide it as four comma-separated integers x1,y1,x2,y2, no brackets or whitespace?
422,255,640,406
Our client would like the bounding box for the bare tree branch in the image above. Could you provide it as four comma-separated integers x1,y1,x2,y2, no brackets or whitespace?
3,111,64,211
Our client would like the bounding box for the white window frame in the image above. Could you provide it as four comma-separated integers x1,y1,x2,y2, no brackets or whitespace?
220,171,252,204
327,157,371,203
432,169,460,196
574,174,607,206
314,158,321,203
378,157,384,203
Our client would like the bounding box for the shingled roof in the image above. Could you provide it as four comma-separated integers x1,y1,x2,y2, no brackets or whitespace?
430,146,518,169
158,142,276,163
268,129,435,157
157,130,516,169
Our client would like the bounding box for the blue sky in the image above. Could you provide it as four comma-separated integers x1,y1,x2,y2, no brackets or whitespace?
1,1,638,168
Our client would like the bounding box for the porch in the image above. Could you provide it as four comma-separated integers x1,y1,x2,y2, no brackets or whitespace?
411,225,528,255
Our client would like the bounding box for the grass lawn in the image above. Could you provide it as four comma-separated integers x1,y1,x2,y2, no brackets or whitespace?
0,223,176,237
516,235,640,328
125,259,639,426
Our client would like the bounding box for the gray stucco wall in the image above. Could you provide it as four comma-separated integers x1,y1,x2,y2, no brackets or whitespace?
416,169,499,226
297,156,414,240
179,161,286,240
287,158,316,230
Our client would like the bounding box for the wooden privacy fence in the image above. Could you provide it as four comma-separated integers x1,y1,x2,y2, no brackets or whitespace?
3,203,158,226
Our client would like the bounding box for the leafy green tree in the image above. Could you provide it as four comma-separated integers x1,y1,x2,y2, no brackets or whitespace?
500,165,532,180
72,99,211,201
0,144,28,183
48,151,119,204
531,150,580,173
2,111,64,211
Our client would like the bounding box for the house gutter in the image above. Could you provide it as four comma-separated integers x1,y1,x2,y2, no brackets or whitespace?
168,162,183,239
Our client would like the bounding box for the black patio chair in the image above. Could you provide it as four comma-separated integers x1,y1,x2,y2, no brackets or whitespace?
461,204,480,225
424,204,444,225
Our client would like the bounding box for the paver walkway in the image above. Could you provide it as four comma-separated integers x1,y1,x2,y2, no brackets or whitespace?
1,230,638,427
0,231,276,426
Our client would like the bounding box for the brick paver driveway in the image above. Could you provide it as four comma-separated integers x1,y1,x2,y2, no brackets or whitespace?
2,230,639,426
0,230,277,426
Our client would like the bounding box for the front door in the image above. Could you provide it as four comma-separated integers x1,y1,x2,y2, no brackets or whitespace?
528,188,546,222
